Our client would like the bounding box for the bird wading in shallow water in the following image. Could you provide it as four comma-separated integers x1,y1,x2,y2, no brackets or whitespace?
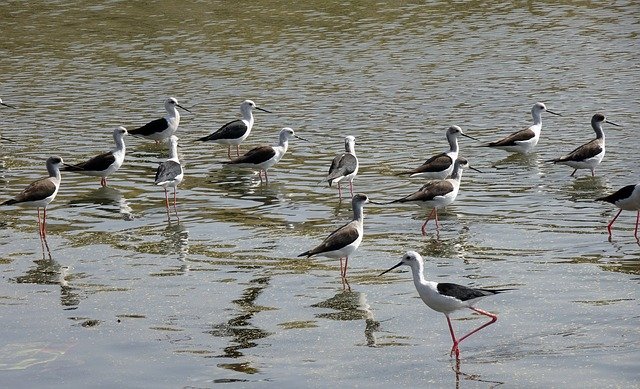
380,251,513,359
197,99,271,159
482,102,561,154
390,158,480,236
547,113,621,177
62,126,128,187
223,127,307,184
398,125,478,180
325,135,359,200
596,183,640,241
1,156,64,238
154,135,184,221
298,194,370,279
129,97,191,143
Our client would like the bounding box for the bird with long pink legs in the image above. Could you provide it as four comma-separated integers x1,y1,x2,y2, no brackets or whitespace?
380,251,513,359
389,158,479,236
1,156,63,238
62,126,127,187
325,135,358,200
154,135,183,221
596,183,640,241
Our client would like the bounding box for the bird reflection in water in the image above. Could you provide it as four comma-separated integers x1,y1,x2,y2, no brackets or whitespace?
68,186,133,220
491,152,539,170
153,222,190,275
311,289,382,347
451,358,505,389
12,239,80,309
206,276,273,373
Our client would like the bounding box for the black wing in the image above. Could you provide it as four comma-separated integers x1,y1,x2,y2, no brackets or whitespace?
155,160,182,184
298,222,359,257
63,151,115,172
596,184,636,204
225,146,276,165
486,128,535,147
437,283,501,301
197,120,247,141
129,118,168,137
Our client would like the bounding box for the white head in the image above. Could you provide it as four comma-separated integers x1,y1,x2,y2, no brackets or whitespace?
278,127,308,144
446,125,478,141
165,97,191,113
241,99,270,115
345,135,356,153
380,250,423,275
532,102,560,117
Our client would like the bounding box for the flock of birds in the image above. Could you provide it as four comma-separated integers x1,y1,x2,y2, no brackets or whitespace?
1,96,639,359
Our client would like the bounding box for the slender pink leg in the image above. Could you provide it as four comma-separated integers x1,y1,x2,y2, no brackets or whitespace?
455,307,498,345
236,145,240,157
264,170,269,184
445,314,460,359
606,209,623,239
227,147,232,159
635,211,639,240
349,181,354,198
591,169,595,177
173,187,180,221
163,188,171,219
337,183,342,200
434,209,440,229
42,208,48,238
339,257,344,276
342,256,349,278
421,208,437,236
37,208,43,237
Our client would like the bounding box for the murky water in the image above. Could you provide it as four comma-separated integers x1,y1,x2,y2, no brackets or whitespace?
1,1,639,387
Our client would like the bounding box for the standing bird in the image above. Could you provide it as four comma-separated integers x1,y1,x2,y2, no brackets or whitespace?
1,97,17,143
154,135,184,220
482,102,561,154
223,127,307,183
129,97,191,143
1,156,64,237
595,184,640,240
325,135,359,200
62,126,127,187
298,194,370,278
399,126,478,180
547,113,621,177
380,251,512,359
196,100,271,158
390,158,479,235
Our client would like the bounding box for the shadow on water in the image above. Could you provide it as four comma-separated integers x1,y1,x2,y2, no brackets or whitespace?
311,288,382,347
11,238,81,309
490,152,540,170
67,186,133,220
561,175,607,202
451,358,505,389
206,276,273,376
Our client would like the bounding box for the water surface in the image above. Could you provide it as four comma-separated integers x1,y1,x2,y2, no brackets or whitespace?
1,1,639,387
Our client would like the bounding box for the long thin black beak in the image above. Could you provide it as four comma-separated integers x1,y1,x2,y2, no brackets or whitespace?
469,166,482,173
546,109,561,116
605,120,622,127
256,106,272,114
176,104,192,113
1,102,16,109
368,199,385,205
294,135,309,142
462,133,480,141
379,261,403,276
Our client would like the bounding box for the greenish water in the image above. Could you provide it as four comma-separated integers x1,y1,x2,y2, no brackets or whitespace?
0,1,638,387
